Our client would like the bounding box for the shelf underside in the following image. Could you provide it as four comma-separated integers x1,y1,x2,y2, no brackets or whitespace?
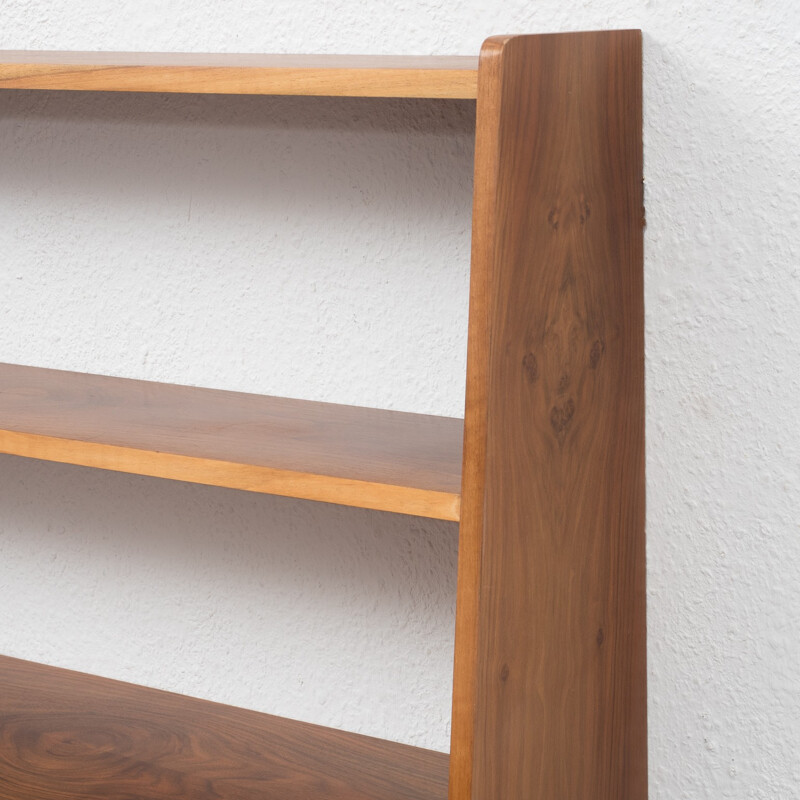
0,655,449,800
0,364,463,520
0,51,479,97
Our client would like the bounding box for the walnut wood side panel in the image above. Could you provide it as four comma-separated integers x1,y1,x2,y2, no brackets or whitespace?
450,32,645,799
0,51,478,97
0,363,462,520
0,656,449,800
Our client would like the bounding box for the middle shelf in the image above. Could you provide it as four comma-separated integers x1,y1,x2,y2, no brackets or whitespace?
0,363,463,521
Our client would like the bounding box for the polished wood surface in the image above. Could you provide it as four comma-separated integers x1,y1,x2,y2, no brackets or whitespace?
0,655,449,800
446,35,506,800
449,31,646,799
0,31,647,798
0,51,478,97
0,363,463,520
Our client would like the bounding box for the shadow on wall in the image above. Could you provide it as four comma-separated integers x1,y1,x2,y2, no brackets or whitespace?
0,453,459,749
0,90,476,415
0,90,476,226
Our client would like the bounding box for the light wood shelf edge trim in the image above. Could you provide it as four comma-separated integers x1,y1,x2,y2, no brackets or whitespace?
447,33,510,800
0,430,462,521
0,65,479,98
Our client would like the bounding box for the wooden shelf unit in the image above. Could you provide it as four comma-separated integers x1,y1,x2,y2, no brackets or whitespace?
0,30,646,800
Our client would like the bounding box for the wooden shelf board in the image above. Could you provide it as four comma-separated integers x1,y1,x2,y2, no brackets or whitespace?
0,51,479,98
0,363,463,520
0,655,449,800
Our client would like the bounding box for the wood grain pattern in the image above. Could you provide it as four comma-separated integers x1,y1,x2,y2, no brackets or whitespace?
0,51,478,97
0,32,646,799
449,31,645,799
0,655,449,800
0,363,463,520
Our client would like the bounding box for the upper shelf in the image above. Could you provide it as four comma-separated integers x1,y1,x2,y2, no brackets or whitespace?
0,51,479,98
0,363,463,521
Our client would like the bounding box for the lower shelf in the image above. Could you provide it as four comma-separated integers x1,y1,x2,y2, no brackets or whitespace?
0,363,463,520
0,655,449,800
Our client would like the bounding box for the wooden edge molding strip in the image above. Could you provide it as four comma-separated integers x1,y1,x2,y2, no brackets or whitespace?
0,52,479,98
0,430,461,520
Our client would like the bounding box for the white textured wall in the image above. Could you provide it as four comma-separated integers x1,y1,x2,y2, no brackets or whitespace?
1,1,798,797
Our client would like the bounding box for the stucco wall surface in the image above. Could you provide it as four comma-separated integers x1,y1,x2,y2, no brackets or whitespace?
1,1,798,797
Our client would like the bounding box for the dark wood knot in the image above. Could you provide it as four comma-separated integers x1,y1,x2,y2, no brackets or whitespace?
550,398,575,442
589,339,605,369
522,352,538,383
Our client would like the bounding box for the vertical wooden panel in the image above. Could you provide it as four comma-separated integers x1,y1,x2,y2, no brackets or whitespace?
450,31,645,799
